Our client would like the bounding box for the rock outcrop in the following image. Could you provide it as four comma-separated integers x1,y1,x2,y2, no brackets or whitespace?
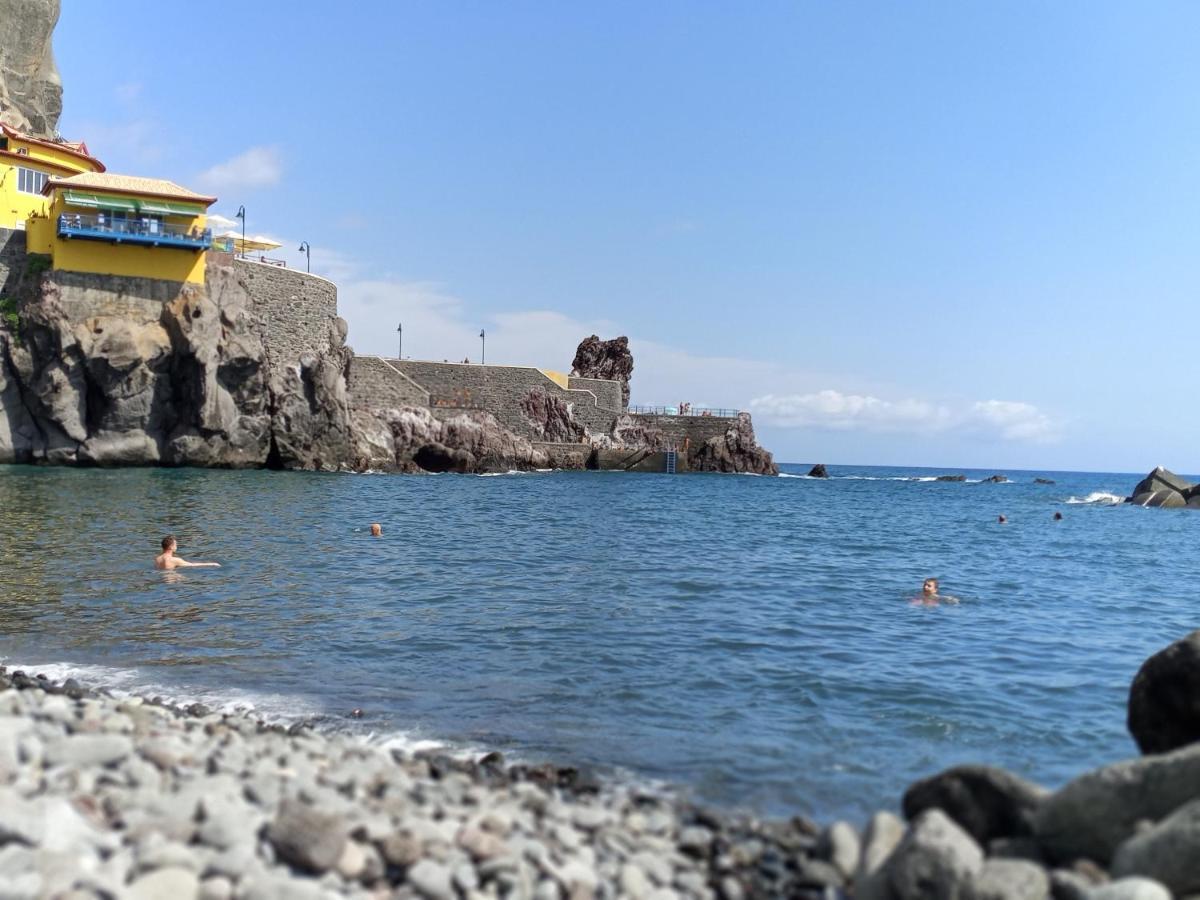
808,463,829,478
0,259,352,470
570,335,633,407
520,387,587,444
0,0,62,137
1127,466,1199,509
688,412,777,475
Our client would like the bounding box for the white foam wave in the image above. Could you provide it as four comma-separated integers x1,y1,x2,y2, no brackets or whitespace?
778,473,813,479
1065,492,1124,506
476,470,533,477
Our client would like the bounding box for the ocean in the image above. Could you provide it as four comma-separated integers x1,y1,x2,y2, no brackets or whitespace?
0,462,1194,822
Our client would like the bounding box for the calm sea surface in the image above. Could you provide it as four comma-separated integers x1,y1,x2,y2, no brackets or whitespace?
1,463,1196,820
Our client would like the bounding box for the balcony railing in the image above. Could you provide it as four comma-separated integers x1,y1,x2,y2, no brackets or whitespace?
628,405,742,418
57,214,212,250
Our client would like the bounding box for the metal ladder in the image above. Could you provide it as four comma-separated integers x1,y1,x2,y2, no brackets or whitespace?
665,447,677,474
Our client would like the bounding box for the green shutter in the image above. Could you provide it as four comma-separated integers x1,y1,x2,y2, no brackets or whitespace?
62,191,139,212
135,200,204,216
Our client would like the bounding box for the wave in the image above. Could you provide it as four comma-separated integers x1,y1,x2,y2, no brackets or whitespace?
1065,492,1125,506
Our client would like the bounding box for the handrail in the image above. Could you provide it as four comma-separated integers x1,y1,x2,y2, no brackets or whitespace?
57,213,211,247
627,405,741,418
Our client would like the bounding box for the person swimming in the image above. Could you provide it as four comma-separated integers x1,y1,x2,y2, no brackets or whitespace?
369,523,383,537
912,577,960,606
154,535,220,570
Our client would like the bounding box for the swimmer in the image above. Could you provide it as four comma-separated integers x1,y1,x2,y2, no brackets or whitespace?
369,523,382,537
912,577,960,606
1054,511,1063,521
154,535,220,570
998,515,1007,524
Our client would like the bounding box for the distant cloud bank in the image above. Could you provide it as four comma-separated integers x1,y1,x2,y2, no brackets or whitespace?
751,390,1059,443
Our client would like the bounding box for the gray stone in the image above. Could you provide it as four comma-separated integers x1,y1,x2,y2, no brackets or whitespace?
1128,629,1200,755
1048,869,1093,900
903,765,1048,844
1129,489,1186,508
457,825,509,861
964,859,1049,900
379,829,424,867
0,0,63,136
265,798,347,874
1129,467,1195,500
198,876,233,900
677,826,714,856
408,858,454,900
1089,878,1172,900
237,871,324,900
335,840,367,881
1033,741,1200,863
855,810,907,882
1111,796,1200,894
879,808,984,900
127,866,200,900
621,862,654,899
42,733,132,768
817,820,860,879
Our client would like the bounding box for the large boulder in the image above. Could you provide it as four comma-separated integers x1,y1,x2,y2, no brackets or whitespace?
688,412,778,475
0,0,62,136
1033,741,1200,864
869,808,984,900
808,463,829,478
902,765,1048,845
520,387,586,443
963,859,1049,900
1127,467,1195,508
1128,630,1200,755
1111,797,1200,895
570,334,633,407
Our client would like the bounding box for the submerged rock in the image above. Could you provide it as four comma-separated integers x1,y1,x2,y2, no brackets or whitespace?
936,474,967,482
979,475,1008,484
1128,629,1200,755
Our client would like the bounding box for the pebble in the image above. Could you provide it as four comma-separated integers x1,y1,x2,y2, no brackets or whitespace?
126,866,200,900
408,858,455,900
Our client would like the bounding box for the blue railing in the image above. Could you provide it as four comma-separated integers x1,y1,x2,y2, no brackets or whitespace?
57,214,212,250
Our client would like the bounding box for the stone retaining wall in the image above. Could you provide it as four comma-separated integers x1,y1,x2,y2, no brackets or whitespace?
348,356,430,410
232,259,338,367
388,359,622,440
0,226,28,296
568,376,623,411
628,413,737,449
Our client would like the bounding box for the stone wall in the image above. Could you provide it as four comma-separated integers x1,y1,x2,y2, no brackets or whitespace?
628,413,738,449
232,259,338,367
348,356,430,411
568,376,623,411
389,359,622,440
0,226,27,296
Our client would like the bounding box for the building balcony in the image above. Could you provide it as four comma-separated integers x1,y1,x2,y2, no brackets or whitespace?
57,214,212,251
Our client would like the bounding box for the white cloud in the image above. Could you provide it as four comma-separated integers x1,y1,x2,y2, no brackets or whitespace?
751,390,1059,444
196,146,282,192
968,400,1058,442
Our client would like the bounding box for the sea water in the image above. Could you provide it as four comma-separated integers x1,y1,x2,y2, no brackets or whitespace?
0,463,1195,820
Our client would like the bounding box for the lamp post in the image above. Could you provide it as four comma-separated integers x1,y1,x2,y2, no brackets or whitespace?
298,241,311,273
479,329,485,365
396,322,402,360
235,206,246,258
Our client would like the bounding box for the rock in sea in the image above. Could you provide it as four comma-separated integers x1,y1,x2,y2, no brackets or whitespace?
1110,796,1200,895
808,463,829,478
1128,628,1200,755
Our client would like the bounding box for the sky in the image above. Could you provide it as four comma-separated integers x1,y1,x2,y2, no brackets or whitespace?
49,2,1200,471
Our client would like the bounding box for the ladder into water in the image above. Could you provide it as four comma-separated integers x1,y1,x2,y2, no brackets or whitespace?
665,448,677,474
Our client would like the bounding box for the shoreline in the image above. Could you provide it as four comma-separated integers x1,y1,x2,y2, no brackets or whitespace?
2,652,1195,898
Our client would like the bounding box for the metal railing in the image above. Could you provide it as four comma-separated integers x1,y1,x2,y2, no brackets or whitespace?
627,405,741,418
57,213,212,249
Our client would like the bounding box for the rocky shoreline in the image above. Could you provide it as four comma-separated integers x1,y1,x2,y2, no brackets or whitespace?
7,633,1200,899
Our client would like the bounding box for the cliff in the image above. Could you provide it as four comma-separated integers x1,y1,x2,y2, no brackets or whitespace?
0,0,62,137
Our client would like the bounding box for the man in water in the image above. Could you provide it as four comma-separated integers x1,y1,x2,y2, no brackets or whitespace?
913,577,959,606
1054,511,1064,521
155,535,220,570
998,514,1007,524
370,523,383,536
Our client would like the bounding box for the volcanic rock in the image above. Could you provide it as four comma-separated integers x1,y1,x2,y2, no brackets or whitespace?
808,463,829,478
902,765,1048,845
0,0,62,137
1033,478,1056,485
688,412,777,475
1127,467,1196,508
520,387,586,443
875,808,984,900
570,334,634,407
1128,629,1200,755
979,475,1008,484
1110,797,1200,895
936,474,967,482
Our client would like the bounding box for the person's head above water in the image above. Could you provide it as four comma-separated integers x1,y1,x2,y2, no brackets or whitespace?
369,523,382,537
161,535,177,553
998,515,1007,524
1054,511,1063,521
923,578,939,596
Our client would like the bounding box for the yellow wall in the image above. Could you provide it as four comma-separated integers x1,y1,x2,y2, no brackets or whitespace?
41,195,209,284
539,369,571,389
0,134,101,230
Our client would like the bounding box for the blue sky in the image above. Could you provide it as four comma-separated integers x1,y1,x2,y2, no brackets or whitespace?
52,2,1200,471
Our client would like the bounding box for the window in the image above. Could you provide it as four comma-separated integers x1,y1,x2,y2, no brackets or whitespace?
16,167,49,195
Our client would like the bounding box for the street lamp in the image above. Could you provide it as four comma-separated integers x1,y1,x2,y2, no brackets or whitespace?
298,241,311,273
479,329,485,365
396,322,402,359
235,206,246,258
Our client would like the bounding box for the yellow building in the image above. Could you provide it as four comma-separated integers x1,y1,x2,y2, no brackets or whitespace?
25,173,217,285
0,122,105,230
